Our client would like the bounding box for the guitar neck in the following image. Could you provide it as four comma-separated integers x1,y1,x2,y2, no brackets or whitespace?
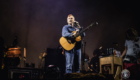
75,22,98,37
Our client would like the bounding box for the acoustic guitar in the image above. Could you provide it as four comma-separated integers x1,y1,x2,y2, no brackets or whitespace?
59,22,98,51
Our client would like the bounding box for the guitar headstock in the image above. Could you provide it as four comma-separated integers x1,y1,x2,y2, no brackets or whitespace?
90,22,98,27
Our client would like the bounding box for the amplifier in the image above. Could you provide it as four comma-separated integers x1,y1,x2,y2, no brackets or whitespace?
6,67,44,79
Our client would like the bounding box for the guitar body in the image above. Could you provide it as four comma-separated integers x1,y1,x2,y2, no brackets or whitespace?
59,37,76,51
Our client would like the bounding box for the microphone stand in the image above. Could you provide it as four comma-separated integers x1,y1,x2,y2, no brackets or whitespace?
83,42,86,68
80,26,85,72
82,42,86,71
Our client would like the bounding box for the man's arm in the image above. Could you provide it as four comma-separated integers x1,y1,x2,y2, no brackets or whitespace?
62,25,73,38
121,47,127,58
121,40,127,58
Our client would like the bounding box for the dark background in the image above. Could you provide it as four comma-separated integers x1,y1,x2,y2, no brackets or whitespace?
0,0,139,68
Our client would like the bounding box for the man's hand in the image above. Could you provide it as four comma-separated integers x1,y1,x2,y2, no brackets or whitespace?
62,49,65,55
72,30,79,37
62,51,64,55
73,29,79,35
73,21,81,28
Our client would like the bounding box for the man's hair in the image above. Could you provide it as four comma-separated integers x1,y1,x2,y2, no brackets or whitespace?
67,14,74,17
125,28,138,40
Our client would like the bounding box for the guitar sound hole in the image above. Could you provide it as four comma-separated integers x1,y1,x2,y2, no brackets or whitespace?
67,39,75,44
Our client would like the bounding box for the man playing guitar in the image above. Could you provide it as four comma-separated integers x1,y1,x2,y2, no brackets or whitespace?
61,14,85,74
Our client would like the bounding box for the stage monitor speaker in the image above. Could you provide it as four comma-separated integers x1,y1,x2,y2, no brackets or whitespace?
4,67,44,79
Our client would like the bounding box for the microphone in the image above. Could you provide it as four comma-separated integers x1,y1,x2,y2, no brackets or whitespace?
73,21,81,28
73,21,78,25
